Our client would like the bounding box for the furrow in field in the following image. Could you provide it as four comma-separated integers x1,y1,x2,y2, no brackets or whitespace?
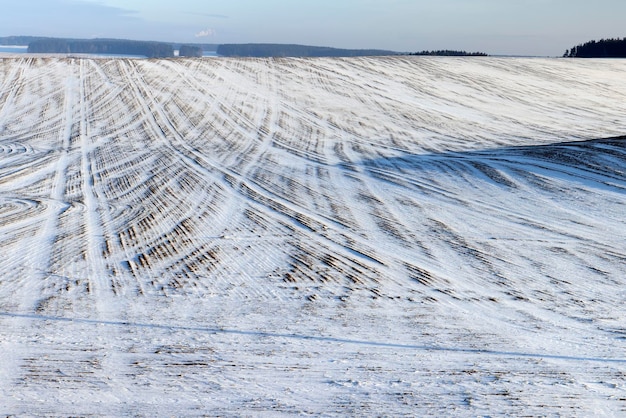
1,57,625,415
97,59,264,296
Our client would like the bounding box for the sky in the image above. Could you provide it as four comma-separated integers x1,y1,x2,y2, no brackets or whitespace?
0,0,625,56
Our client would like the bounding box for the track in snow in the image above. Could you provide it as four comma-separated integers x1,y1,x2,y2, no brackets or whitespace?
0,56,625,416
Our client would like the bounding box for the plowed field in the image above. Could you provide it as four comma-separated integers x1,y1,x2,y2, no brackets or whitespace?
1,56,625,415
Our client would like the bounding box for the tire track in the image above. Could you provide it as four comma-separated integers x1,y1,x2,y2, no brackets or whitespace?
78,59,115,304
117,59,391,293
1,57,625,415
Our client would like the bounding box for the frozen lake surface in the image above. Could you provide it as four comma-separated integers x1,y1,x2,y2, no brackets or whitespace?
0,56,624,415
0,46,28,54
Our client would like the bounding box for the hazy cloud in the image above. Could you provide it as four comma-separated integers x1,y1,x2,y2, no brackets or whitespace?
195,28,216,38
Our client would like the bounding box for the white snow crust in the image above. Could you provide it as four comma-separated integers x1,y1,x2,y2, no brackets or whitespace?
0,56,625,416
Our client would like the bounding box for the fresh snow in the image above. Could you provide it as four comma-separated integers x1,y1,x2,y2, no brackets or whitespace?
0,56,625,416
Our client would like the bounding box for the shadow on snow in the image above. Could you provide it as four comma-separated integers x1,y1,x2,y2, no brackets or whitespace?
1,311,625,364
354,135,626,195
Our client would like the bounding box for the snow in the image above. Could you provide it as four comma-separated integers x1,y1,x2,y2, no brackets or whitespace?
0,56,625,415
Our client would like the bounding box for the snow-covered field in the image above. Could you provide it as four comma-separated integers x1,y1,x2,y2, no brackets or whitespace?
0,56,625,415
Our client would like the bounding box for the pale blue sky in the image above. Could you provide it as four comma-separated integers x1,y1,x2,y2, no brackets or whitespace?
1,0,625,55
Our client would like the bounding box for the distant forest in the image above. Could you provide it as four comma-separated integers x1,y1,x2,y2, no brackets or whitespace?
0,37,216,58
0,36,49,45
173,43,218,55
217,44,398,57
564,38,626,58
408,50,488,56
27,39,174,58
178,45,203,57
2,36,487,58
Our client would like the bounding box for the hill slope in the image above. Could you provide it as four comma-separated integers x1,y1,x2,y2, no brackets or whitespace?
0,56,625,415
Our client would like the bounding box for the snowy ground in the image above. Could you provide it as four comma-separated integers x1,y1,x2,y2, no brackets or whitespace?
0,56,625,415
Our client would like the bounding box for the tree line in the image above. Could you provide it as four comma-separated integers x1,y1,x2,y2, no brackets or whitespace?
5,36,490,58
23,37,204,58
0,36,49,46
217,43,398,57
564,38,626,58
408,50,488,56
27,39,175,58
178,45,203,57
